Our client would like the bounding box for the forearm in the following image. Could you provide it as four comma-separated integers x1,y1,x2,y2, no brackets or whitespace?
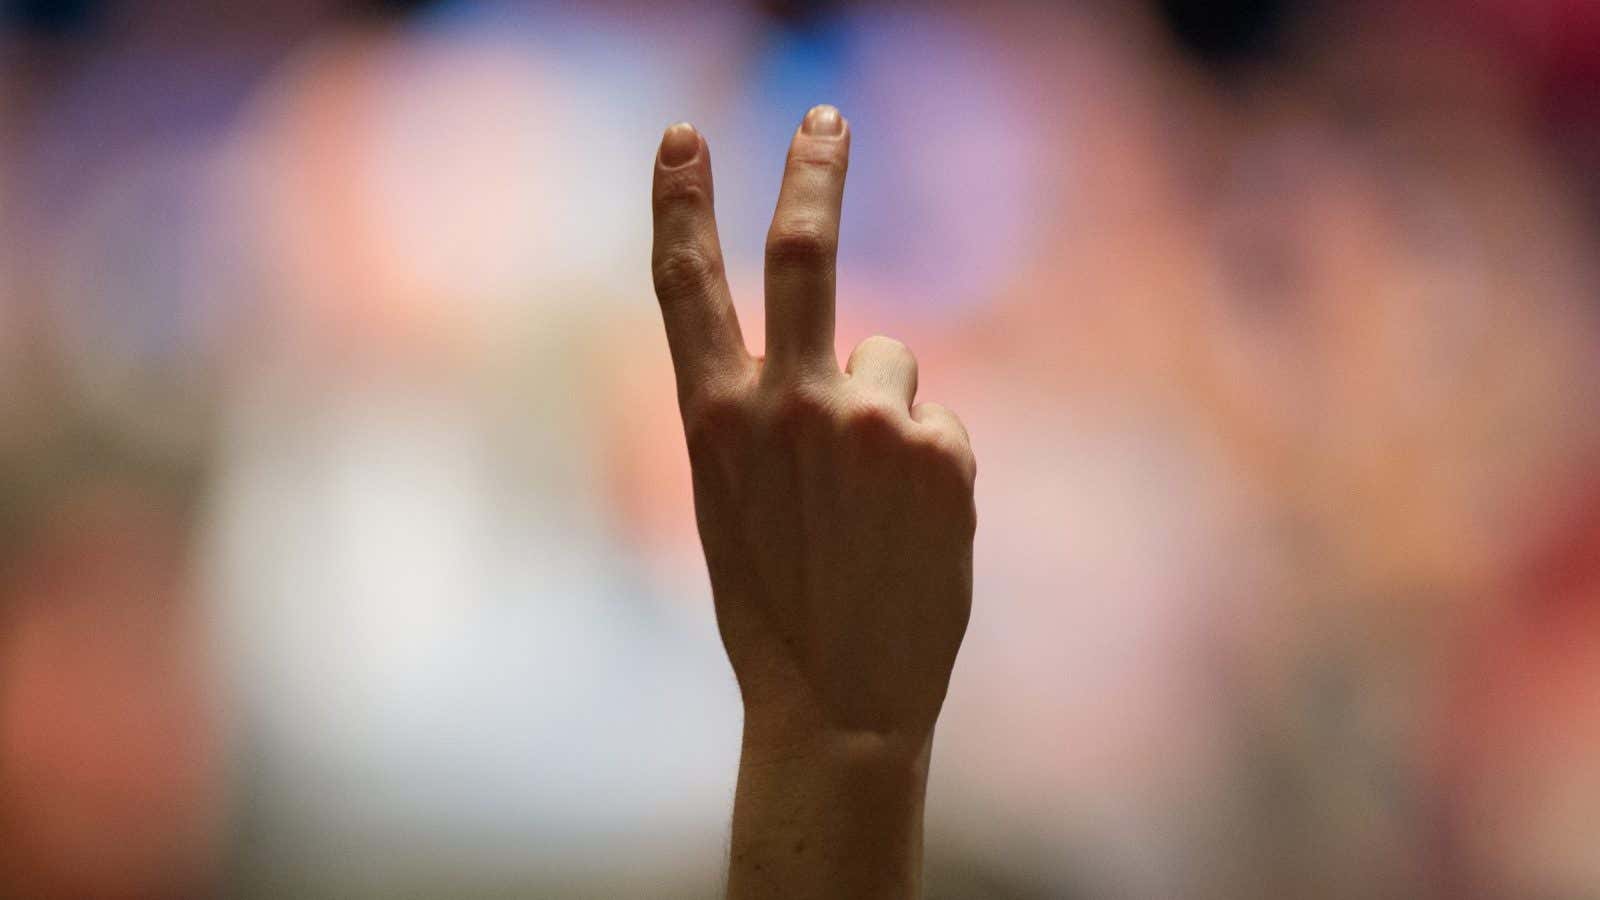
727,716,931,900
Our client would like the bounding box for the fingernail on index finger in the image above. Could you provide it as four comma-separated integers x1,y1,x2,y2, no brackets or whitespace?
659,122,701,167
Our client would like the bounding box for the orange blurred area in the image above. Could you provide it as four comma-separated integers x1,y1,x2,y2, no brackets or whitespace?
4,1,1600,897
1,461,220,899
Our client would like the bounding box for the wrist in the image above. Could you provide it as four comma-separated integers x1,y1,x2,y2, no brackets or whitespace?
739,703,935,776
729,710,931,899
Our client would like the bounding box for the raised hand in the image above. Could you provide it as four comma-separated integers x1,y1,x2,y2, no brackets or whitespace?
650,105,975,899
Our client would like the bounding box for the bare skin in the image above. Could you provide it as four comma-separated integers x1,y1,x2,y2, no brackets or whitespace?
649,105,976,899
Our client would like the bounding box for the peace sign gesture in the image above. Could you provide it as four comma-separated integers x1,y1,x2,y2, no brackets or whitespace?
650,105,974,899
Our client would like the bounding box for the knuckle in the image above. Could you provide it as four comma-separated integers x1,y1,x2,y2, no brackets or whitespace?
856,334,910,358
770,386,835,432
790,151,847,178
651,244,723,300
765,220,837,268
909,428,976,482
654,171,709,209
682,390,748,453
853,334,916,370
841,401,901,438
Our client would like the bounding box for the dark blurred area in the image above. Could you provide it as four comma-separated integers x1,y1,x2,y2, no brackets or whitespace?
4,0,1600,897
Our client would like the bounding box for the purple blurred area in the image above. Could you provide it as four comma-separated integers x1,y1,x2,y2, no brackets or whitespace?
4,1,1600,897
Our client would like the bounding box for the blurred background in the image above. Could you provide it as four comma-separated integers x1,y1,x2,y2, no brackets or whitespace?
4,0,1600,897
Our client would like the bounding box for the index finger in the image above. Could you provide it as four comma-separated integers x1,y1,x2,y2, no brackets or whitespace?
651,122,749,398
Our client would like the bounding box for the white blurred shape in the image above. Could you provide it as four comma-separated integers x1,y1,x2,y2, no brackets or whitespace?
206,376,739,881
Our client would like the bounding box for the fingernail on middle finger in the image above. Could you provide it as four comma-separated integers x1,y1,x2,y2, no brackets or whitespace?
801,105,844,137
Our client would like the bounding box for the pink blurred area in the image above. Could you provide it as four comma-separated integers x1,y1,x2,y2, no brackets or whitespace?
4,1,1600,897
